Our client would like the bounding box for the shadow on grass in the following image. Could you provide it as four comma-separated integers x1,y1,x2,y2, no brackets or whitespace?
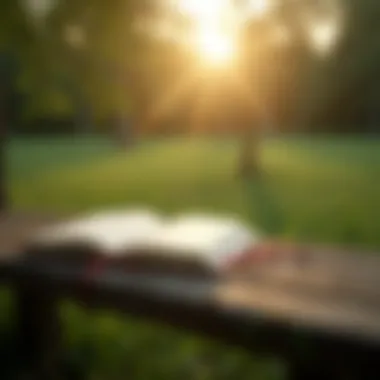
241,177,285,236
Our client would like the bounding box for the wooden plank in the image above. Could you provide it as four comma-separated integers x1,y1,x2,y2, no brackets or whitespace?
1,213,380,346
3,260,380,350
0,213,66,259
1,256,380,379
0,213,380,379
0,214,66,379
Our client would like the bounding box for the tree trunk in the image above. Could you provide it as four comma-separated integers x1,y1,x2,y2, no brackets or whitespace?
78,101,93,135
237,119,260,179
0,87,8,213
114,114,135,148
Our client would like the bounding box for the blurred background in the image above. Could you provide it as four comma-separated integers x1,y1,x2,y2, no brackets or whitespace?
0,0,379,379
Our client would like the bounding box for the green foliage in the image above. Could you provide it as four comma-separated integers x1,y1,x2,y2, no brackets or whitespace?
25,86,75,120
3,0,380,130
61,302,284,380
299,0,380,126
0,1,31,51
1,0,163,127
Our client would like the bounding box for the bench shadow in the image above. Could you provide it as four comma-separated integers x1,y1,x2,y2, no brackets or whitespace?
241,176,285,236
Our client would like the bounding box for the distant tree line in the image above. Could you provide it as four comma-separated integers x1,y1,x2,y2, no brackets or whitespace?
1,0,380,139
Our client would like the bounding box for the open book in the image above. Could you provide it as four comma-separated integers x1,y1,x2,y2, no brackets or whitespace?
25,209,262,277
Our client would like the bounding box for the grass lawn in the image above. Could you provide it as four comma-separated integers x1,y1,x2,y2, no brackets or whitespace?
10,135,380,248
2,135,380,379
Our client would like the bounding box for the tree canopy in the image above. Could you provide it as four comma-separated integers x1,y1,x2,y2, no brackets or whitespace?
1,0,380,134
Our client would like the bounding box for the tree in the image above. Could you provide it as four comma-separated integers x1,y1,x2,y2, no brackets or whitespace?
3,0,187,137
300,0,380,130
0,0,168,210
234,0,360,177
0,0,35,211
234,0,313,178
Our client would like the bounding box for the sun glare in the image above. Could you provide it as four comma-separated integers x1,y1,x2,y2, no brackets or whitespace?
310,21,340,55
177,0,236,66
247,0,271,18
177,0,229,21
177,0,272,66
196,29,235,65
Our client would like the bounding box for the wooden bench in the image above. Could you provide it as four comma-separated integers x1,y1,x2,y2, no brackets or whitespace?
0,213,379,379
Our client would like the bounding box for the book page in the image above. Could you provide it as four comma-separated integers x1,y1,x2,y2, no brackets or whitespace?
28,210,260,274
31,209,164,254
140,214,260,271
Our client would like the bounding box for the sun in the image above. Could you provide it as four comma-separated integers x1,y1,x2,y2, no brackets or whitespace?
177,0,236,66
177,0,229,20
176,0,272,66
195,29,236,65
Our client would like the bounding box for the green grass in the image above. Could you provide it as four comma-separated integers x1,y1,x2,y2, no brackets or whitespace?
10,135,380,248
2,135,380,379
8,136,115,182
